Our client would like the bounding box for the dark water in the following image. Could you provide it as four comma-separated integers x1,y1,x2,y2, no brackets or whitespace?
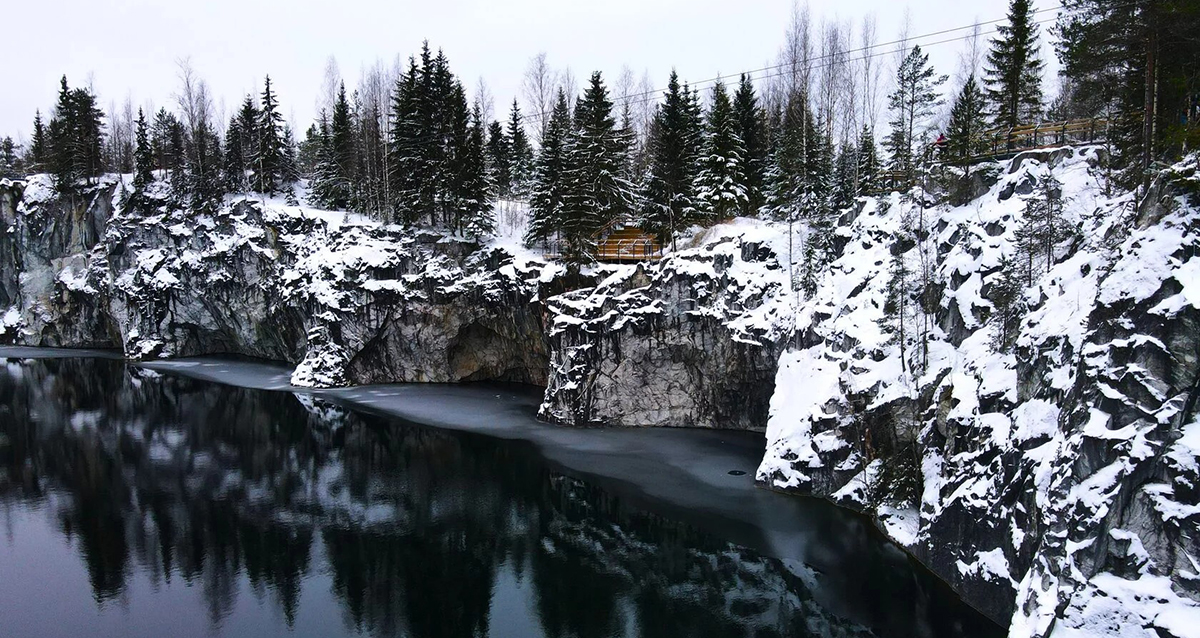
0,355,1002,638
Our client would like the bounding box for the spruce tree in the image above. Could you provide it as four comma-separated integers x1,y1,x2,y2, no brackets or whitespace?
223,115,245,192
984,0,1044,130
832,142,858,212
166,115,186,197
132,108,154,190
766,90,811,226
857,125,879,196
1021,173,1068,282
885,46,947,188
0,138,20,179
694,80,748,222
639,70,701,245
73,87,106,181
48,76,76,190
424,47,454,225
222,96,255,192
29,111,47,173
525,89,571,247
507,100,534,196
765,90,814,290
485,120,511,197
458,104,493,239
560,72,635,261
48,76,106,193
306,84,356,210
804,115,836,272
253,75,287,194
1056,1,1200,186
732,73,766,216
305,118,336,207
883,249,915,374
387,44,473,226
184,115,225,211
328,82,357,208
946,75,989,166
805,115,834,220
390,56,423,224
280,124,301,187
151,108,185,197
988,254,1024,352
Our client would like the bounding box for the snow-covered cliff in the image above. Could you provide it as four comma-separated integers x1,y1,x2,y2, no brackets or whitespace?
3,147,1198,636
758,148,1200,636
0,178,564,389
539,221,792,428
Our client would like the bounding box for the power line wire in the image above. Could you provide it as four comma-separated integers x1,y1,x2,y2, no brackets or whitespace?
610,4,1070,107
611,16,1062,112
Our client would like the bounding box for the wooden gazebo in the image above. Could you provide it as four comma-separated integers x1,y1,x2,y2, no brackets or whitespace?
594,221,663,263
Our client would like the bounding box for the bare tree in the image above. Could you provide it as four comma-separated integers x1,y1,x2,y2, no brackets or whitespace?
774,1,813,107
956,21,985,88
355,58,395,218
816,19,849,139
318,56,341,119
476,77,495,125
105,94,135,173
175,57,214,141
860,14,883,132
840,19,861,145
616,65,636,105
615,65,637,129
558,67,578,110
522,52,555,145
635,70,656,140
893,9,912,79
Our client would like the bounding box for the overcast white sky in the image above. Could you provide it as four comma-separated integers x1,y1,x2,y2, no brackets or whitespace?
2,0,1057,142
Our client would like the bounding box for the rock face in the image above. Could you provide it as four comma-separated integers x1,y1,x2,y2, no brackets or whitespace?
0,177,559,389
1,178,777,431
757,149,1200,636
0,177,119,347
5,150,1199,636
539,228,791,429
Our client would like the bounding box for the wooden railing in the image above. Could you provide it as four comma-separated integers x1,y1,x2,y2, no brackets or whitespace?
538,219,665,263
973,117,1110,160
594,236,663,262
875,117,1114,190
540,237,663,262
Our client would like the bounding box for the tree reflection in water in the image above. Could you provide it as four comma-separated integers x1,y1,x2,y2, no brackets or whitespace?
0,357,1000,638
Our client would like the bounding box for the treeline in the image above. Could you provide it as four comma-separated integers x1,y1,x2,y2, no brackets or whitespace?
303,44,492,236
3,0,1197,255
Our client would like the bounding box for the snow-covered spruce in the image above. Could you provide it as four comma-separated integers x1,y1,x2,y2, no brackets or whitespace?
758,148,1200,635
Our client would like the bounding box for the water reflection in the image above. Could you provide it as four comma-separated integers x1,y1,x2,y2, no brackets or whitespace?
0,357,999,638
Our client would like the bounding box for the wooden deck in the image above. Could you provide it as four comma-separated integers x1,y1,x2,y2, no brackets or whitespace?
970,117,1110,161
538,222,664,263
877,117,1113,190
595,226,663,262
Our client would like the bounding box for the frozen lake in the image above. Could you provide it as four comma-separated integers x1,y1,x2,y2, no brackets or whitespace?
0,348,1000,637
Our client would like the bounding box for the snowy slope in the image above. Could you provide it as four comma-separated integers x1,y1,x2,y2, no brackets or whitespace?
757,147,1200,636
